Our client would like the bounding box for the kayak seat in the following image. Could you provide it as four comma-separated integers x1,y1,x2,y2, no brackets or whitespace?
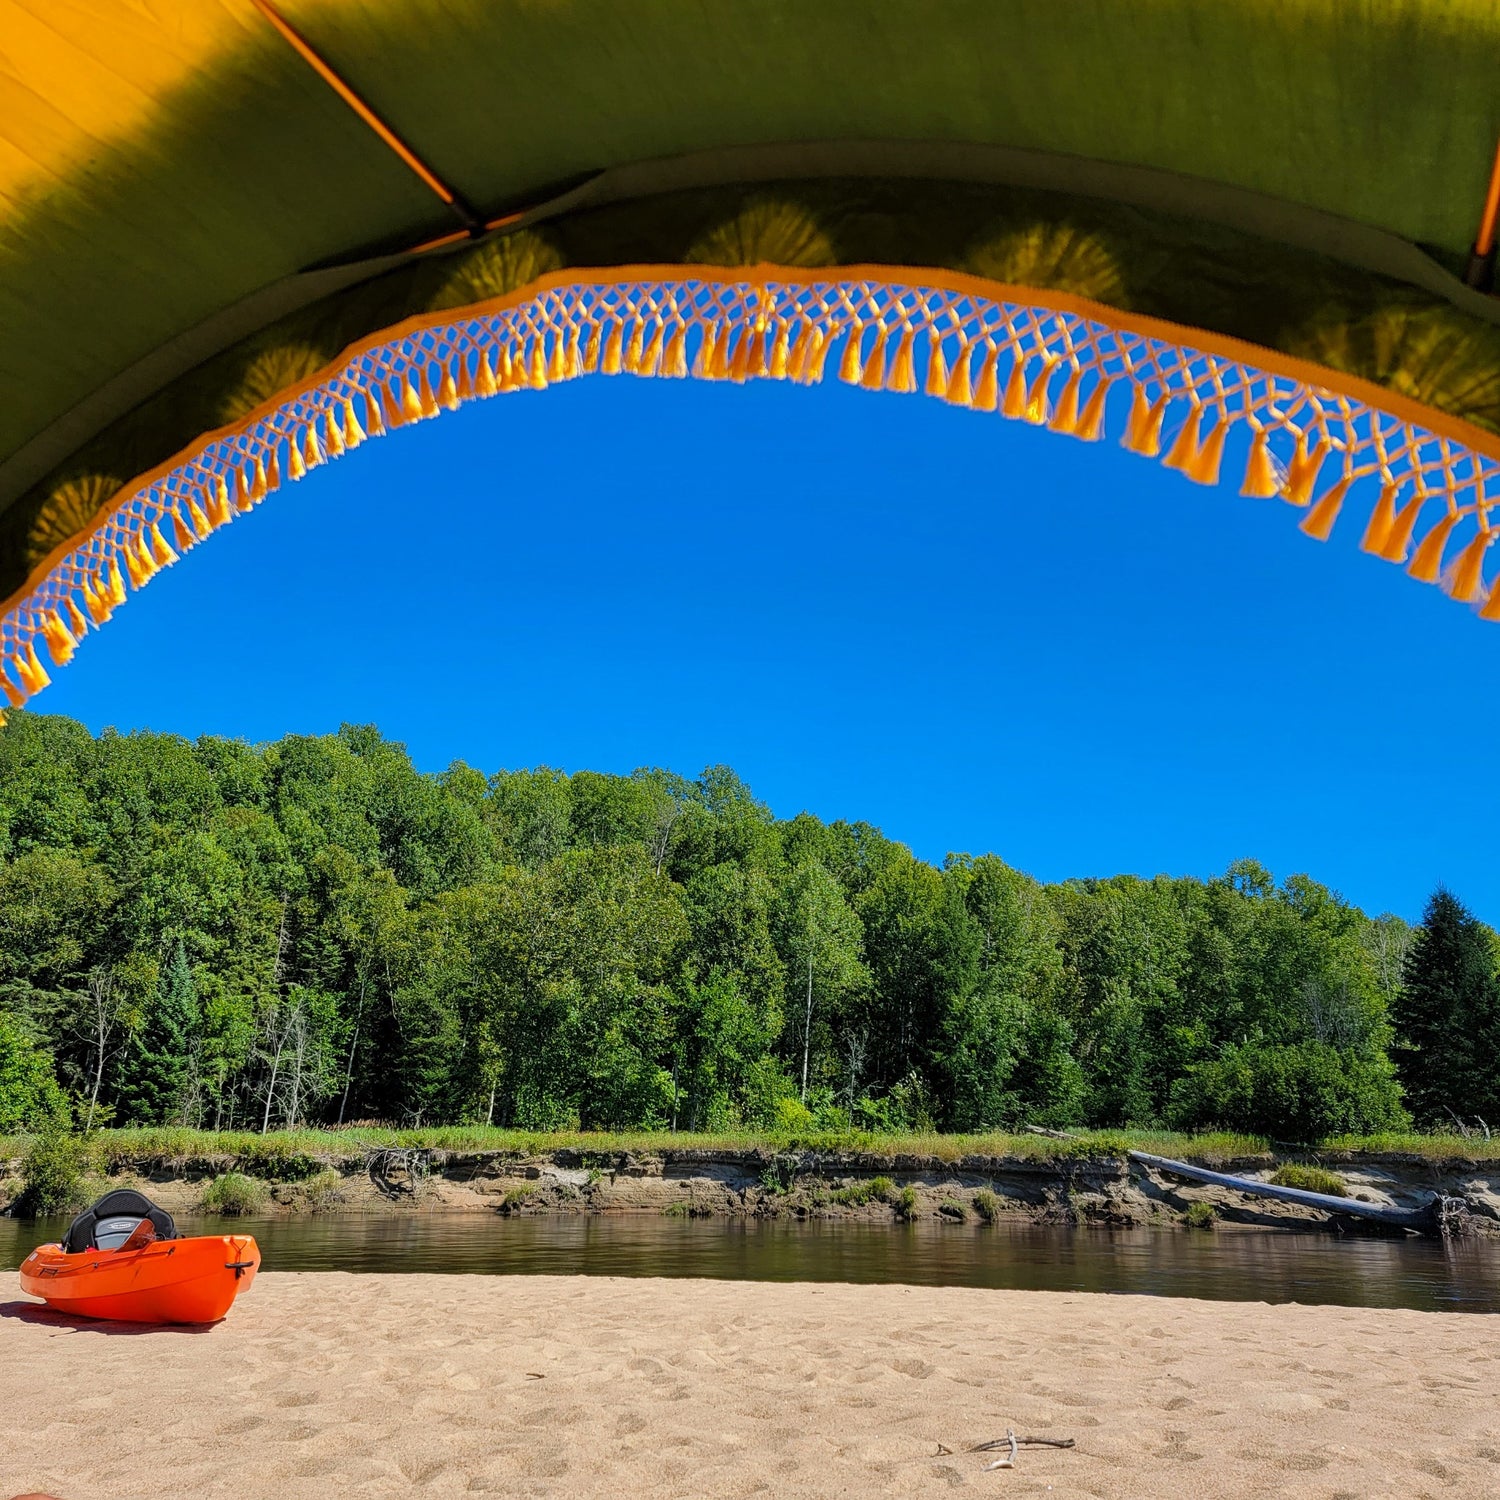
94,1215,149,1249
63,1189,177,1254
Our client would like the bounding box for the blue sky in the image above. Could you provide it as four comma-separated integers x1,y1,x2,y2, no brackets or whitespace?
33,373,1498,923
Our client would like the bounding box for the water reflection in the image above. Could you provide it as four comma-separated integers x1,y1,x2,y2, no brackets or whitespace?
3,1213,1496,1313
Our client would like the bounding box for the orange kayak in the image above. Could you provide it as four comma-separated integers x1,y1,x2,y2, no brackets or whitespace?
19,1233,260,1324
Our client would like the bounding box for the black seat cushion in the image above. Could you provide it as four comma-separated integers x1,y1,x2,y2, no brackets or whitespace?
63,1189,177,1254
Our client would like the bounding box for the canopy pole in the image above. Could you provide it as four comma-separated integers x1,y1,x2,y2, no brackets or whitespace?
249,0,482,232
1465,136,1500,291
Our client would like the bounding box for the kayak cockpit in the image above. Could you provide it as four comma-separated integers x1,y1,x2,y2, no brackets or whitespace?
62,1188,178,1253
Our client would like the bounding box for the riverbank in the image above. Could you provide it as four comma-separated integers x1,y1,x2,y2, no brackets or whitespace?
4,1128,1499,1233
3,1271,1495,1497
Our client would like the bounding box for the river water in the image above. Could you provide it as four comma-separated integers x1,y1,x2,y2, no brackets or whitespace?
4,1213,1497,1312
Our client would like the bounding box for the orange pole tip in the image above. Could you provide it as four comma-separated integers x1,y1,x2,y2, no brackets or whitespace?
1477,137,1500,259
250,0,477,228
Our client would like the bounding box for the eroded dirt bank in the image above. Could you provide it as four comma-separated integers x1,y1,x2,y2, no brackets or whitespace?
6,1144,1499,1234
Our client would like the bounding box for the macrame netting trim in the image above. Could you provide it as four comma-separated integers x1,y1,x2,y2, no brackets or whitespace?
4,265,1499,717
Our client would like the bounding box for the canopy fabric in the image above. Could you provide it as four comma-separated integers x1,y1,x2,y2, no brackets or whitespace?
1,0,1499,704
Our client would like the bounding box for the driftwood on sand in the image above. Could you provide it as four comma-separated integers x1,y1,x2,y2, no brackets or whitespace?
1128,1151,1469,1236
364,1146,432,1196
973,1432,1076,1470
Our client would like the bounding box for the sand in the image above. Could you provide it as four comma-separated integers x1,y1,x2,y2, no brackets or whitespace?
2,1272,1497,1498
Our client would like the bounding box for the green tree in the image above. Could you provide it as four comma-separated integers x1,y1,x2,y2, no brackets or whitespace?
487,767,572,869
551,846,687,1129
682,861,785,1019
115,939,200,1125
0,849,117,1028
935,857,1069,1129
0,1011,68,1133
1394,888,1500,1126
856,854,946,1095
667,766,778,884
672,969,786,1129
1168,1040,1407,1141
1050,874,1193,1124
258,985,344,1128
778,861,865,1101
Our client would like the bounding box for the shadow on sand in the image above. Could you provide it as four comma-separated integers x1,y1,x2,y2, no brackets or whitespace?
0,1299,217,1335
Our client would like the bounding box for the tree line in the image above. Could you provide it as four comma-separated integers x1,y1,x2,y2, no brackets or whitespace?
0,713,1497,1143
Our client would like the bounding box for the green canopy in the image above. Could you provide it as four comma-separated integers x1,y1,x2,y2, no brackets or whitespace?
3,0,1499,703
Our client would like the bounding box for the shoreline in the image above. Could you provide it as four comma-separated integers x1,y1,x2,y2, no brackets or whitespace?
6,1142,1498,1235
3,1271,1496,1498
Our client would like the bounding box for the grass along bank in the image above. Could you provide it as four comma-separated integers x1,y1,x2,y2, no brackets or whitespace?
6,1124,1498,1174
2,1124,1278,1174
4,1126,1498,1234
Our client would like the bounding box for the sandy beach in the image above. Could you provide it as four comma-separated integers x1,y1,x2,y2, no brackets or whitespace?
2,1271,1496,1498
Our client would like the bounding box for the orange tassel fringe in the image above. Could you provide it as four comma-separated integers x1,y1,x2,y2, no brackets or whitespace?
1240,429,1279,498
1446,529,1492,603
17,302,1500,699
1407,512,1460,584
1299,478,1352,542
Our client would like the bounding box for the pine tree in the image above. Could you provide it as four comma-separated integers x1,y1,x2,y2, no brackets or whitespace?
1393,888,1500,1127
116,939,200,1125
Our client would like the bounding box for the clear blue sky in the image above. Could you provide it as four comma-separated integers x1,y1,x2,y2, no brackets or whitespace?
33,373,1499,924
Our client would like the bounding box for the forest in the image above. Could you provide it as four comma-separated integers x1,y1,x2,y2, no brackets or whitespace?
1,712,1497,1145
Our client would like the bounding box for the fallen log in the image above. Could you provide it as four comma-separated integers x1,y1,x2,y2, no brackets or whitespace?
1127,1150,1462,1235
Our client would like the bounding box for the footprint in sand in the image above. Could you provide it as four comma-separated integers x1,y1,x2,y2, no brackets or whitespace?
216,1416,266,1436
1413,1455,1457,1482
1157,1442,1206,1462
519,1403,586,1428
1269,1450,1332,1472
1046,1390,1105,1408
516,1452,571,1479
290,1454,345,1479
396,1456,451,1484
